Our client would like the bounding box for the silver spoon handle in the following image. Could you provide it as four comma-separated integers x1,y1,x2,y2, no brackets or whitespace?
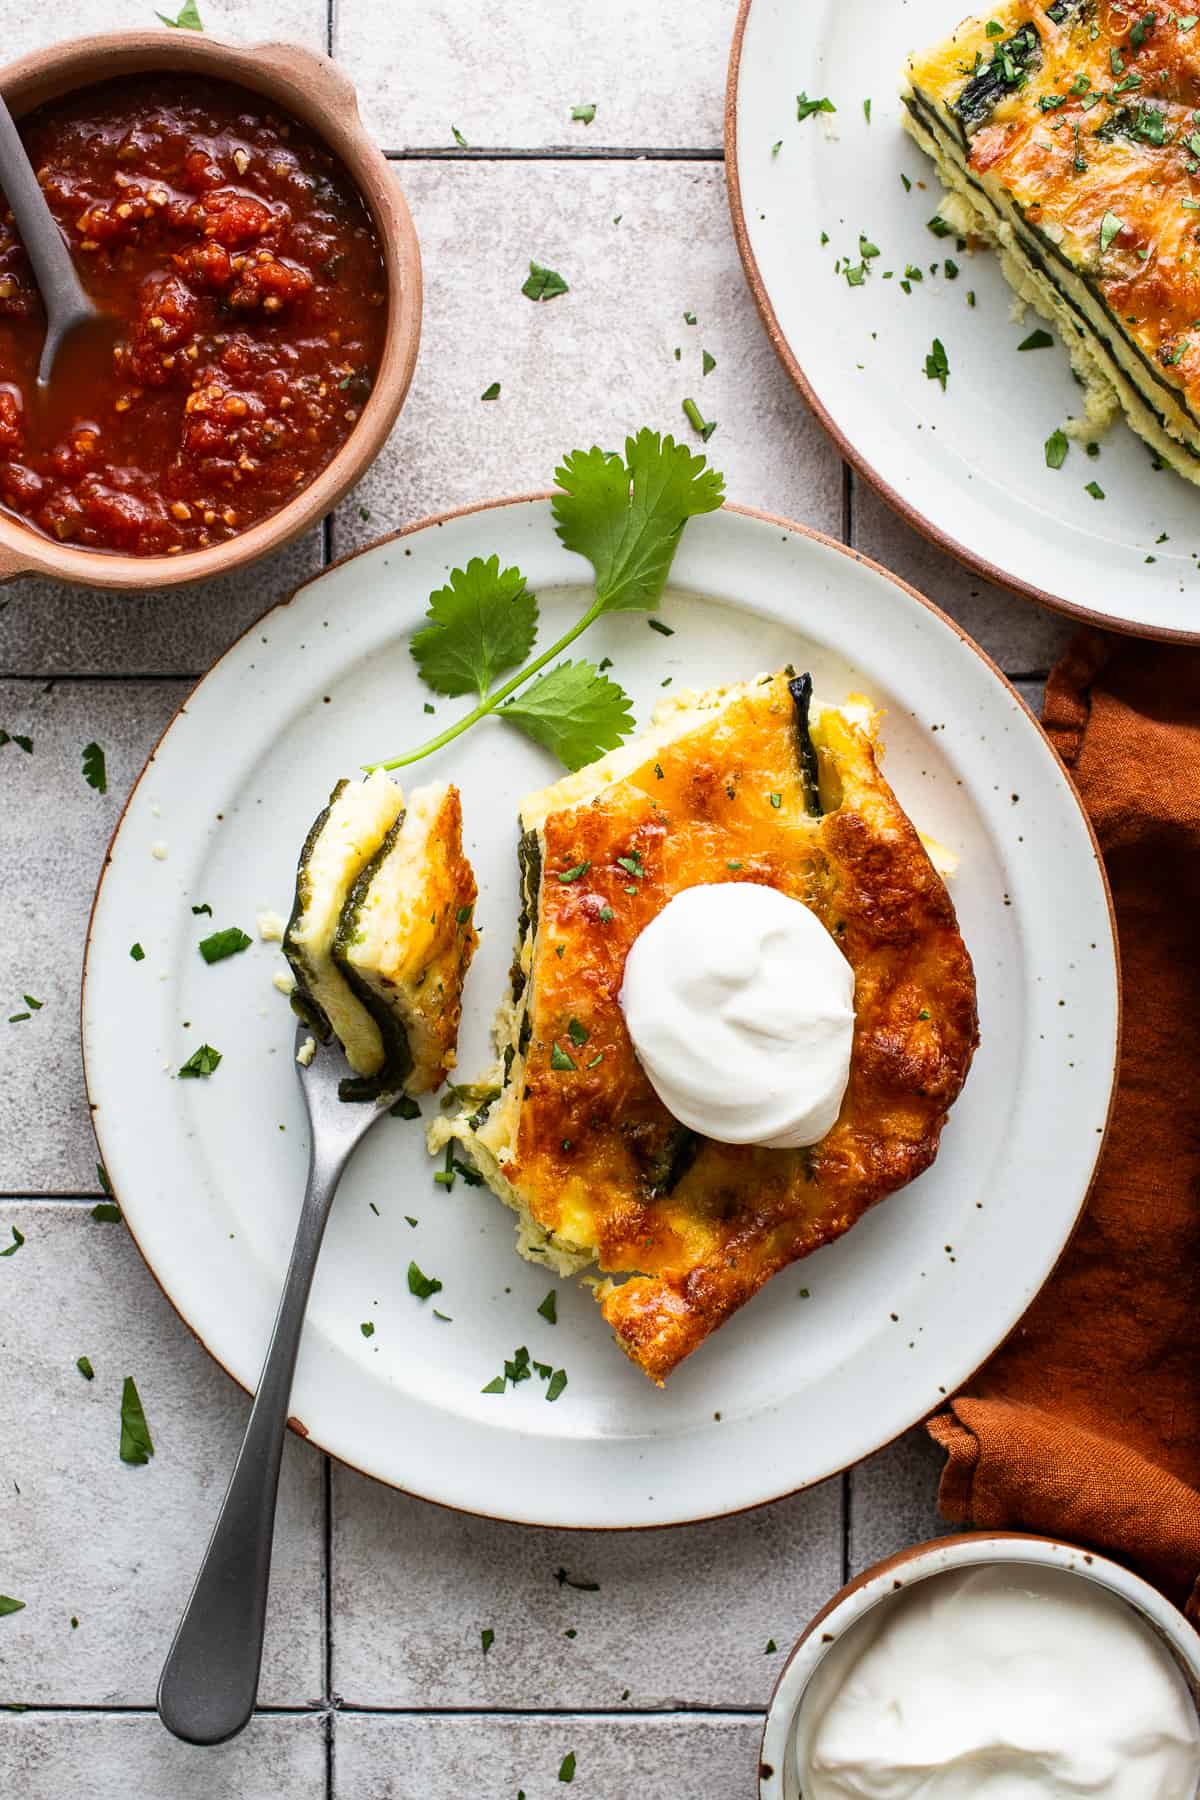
0,95,94,377
156,1135,348,1746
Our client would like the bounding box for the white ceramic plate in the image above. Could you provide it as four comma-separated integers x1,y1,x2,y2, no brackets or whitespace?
728,0,1200,642
82,499,1118,1527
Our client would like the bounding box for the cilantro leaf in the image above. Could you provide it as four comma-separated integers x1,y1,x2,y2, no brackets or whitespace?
0,1596,25,1616
91,1203,121,1222
1045,429,1069,469
76,1355,95,1380
156,0,203,24
924,337,949,389
546,1368,568,1402
408,1261,443,1300
571,103,596,124
451,124,468,147
119,1376,154,1465
559,1751,577,1782
481,381,501,401
178,1043,222,1078
502,661,634,770
198,926,252,964
522,261,569,302
552,428,724,615
797,92,836,121
0,1225,24,1257
411,556,538,698
481,1626,495,1652
538,1289,558,1323
82,742,107,794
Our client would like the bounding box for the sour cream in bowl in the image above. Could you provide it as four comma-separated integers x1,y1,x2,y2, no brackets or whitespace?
759,1534,1200,1800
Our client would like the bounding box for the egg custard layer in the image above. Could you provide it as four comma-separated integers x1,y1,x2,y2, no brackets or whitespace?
903,1,1200,478
433,671,978,1384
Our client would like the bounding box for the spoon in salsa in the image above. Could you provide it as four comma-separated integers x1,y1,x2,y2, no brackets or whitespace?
0,91,101,385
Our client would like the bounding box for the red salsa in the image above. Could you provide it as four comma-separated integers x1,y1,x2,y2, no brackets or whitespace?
0,76,387,556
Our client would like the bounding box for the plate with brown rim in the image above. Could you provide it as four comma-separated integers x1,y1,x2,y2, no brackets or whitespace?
81,496,1118,1526
727,0,1200,642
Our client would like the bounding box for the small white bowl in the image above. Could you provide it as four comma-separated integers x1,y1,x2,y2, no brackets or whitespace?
760,1531,1200,1799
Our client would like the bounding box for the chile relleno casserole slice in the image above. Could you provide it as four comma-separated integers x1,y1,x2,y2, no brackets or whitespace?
432,672,978,1383
903,1,1200,478
285,773,478,1099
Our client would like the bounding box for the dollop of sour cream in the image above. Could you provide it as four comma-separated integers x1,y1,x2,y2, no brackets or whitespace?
798,1564,1200,1800
618,882,854,1149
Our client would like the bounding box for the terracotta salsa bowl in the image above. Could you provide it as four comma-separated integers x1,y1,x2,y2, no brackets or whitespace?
0,30,421,589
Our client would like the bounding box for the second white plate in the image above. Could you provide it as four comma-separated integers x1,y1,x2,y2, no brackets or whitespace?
728,0,1200,641
82,498,1118,1526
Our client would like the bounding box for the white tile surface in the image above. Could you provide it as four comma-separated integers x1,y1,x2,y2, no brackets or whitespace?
0,1712,326,1799
330,159,844,557
335,0,733,151
334,1712,762,1800
330,1467,842,1708
0,679,187,1192
0,1203,324,1704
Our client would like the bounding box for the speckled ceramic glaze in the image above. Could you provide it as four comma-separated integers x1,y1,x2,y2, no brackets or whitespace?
81,498,1118,1526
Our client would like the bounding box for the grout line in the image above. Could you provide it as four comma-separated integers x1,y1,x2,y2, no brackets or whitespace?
0,1701,769,1720
382,146,724,163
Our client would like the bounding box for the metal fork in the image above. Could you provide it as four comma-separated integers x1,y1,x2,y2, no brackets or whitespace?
157,1025,394,1745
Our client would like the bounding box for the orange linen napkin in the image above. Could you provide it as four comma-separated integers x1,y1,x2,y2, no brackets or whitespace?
927,629,1200,1618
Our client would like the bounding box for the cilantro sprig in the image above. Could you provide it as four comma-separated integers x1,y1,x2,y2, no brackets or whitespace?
368,430,723,774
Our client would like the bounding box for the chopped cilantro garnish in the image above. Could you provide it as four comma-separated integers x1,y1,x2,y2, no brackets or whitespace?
682,396,716,441
551,1042,577,1071
0,1596,25,1616
480,381,501,401
155,0,203,28
546,1368,568,1402
927,214,952,237
390,1095,421,1119
863,98,872,122
1099,210,1125,253
538,1289,558,1324
566,1018,588,1046
119,1375,154,1465
91,1203,121,1222
647,618,674,635
198,926,252,964
407,1261,443,1300
360,1321,375,1338
796,91,836,121
570,103,596,124
1045,429,1069,469
451,124,468,147
1085,479,1106,498
522,261,569,302
76,1355,94,1381
924,336,950,389
481,1376,506,1394
900,172,912,191
130,943,145,961
558,1751,577,1783
1018,329,1053,350
481,1627,495,1653
558,861,591,884
0,729,32,753
82,741,107,794
597,905,614,923
985,17,1004,34
766,1637,778,1652
683,310,697,324
0,1225,24,1257
702,349,716,376
178,1043,222,1078
943,257,959,278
